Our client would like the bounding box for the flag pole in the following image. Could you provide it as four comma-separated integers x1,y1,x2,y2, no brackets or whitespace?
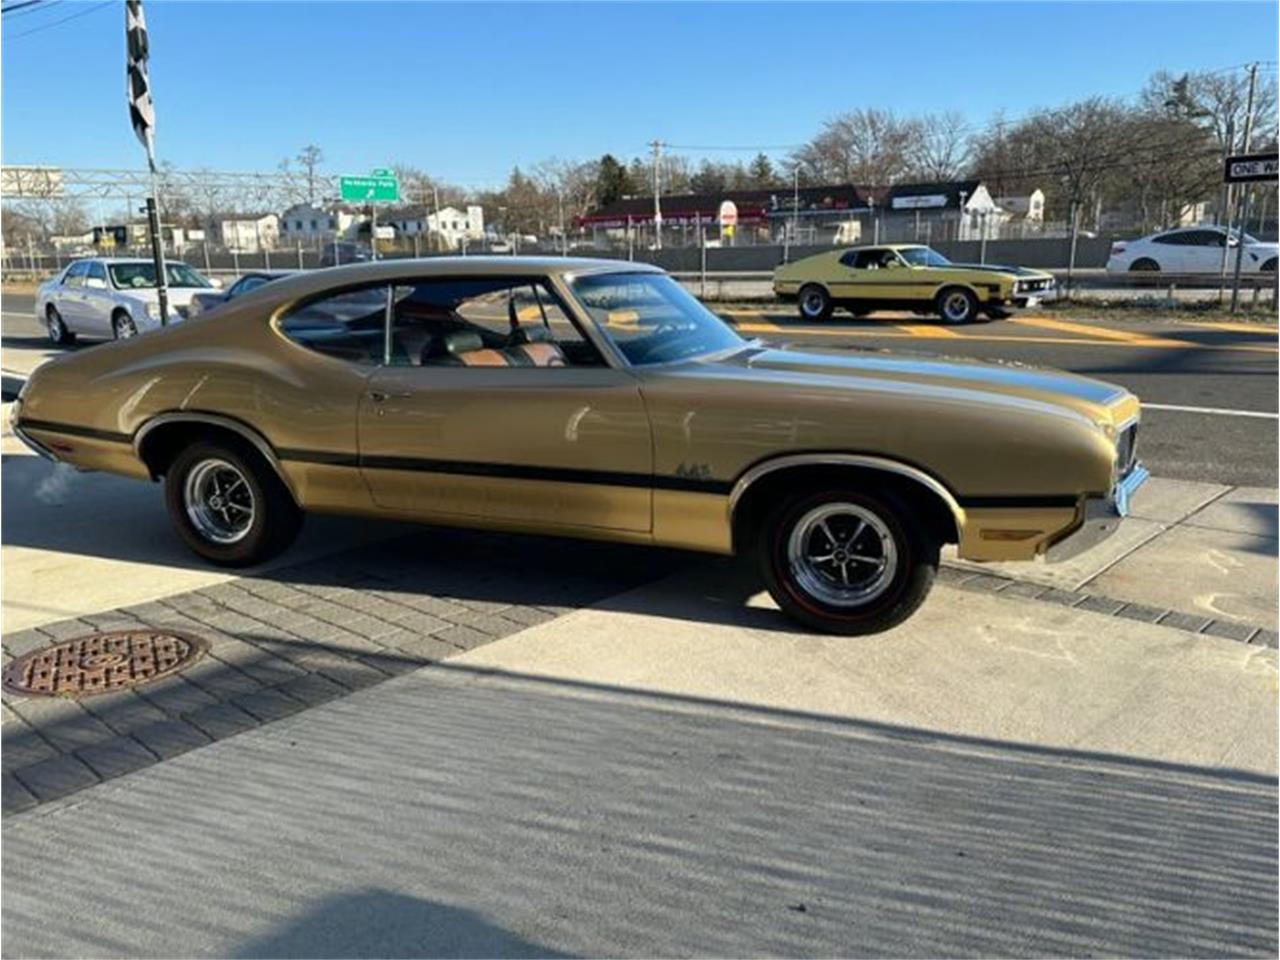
126,0,169,325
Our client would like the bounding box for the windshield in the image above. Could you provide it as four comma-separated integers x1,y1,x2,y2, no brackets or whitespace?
568,272,743,365
108,262,212,289
897,247,952,267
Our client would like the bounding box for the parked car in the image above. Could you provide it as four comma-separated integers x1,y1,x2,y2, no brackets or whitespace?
319,242,372,267
34,257,217,344
774,244,1056,324
187,271,293,318
1106,227,1279,274
11,257,1145,635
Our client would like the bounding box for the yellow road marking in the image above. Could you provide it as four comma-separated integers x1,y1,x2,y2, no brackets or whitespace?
892,323,962,338
1009,315,1191,347
1181,320,1279,336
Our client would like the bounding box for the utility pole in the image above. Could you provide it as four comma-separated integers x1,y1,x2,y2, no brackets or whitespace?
650,139,663,251
432,184,442,254
1217,117,1236,303
557,189,567,256
1230,63,1259,313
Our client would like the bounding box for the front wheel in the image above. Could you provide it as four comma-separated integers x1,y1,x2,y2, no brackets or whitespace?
797,284,833,321
936,287,979,324
758,487,938,635
1262,258,1277,273
164,440,303,567
113,311,139,340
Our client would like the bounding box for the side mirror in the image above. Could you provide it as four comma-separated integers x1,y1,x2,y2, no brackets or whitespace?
884,260,903,269
85,277,107,290
208,277,224,289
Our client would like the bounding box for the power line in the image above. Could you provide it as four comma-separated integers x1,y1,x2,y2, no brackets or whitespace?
3,0,111,39
1,0,47,14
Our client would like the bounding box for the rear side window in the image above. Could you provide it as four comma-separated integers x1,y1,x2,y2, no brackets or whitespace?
1152,233,1184,246
278,285,388,365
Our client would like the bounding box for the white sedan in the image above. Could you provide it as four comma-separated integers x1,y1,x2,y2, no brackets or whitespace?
1106,227,1278,274
34,257,219,345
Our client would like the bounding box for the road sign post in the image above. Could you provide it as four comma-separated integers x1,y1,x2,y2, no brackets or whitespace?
340,171,400,262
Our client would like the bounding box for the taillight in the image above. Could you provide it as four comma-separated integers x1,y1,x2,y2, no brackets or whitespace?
1111,243,1126,255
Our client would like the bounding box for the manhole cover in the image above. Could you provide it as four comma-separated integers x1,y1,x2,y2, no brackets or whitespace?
1,630,208,699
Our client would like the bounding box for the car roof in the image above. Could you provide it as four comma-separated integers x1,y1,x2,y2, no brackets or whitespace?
836,244,929,253
282,256,659,286
71,257,192,265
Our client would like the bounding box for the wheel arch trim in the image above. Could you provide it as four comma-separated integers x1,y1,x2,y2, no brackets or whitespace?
727,453,967,531
133,411,298,500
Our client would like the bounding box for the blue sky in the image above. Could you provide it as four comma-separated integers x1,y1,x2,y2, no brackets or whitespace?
2,0,1276,188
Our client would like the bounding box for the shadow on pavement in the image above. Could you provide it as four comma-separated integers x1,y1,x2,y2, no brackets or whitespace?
2,666,1276,958
232,888,565,959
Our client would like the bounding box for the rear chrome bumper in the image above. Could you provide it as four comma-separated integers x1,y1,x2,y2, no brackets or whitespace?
8,400,56,461
1044,463,1149,562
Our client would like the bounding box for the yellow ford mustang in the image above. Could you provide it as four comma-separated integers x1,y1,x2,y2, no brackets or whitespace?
13,257,1141,636
774,244,1057,324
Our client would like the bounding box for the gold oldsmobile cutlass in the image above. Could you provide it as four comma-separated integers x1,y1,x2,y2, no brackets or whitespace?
12,257,1145,635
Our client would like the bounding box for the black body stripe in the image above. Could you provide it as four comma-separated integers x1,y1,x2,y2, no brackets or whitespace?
17,419,131,444
280,448,731,495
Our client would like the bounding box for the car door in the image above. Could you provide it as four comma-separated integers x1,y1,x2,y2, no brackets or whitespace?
828,248,912,305
356,276,653,533
81,260,116,336
53,261,89,330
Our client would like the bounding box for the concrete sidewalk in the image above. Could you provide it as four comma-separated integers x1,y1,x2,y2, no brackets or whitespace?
3,590,1276,957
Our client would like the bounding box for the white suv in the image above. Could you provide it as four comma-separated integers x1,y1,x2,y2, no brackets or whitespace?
1106,227,1278,274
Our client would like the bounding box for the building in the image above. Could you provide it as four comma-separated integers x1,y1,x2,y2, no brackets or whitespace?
217,213,279,253
579,184,870,244
882,180,1008,242
278,203,363,242
385,205,485,250
994,189,1046,226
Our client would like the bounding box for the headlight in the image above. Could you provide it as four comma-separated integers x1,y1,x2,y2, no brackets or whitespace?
144,301,162,320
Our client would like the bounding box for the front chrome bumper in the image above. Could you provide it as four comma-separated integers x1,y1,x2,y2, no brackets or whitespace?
1044,462,1149,562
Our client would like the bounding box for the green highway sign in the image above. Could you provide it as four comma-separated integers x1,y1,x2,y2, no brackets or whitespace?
339,172,399,203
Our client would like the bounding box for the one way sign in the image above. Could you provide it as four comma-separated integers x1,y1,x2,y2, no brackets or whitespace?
1224,151,1279,183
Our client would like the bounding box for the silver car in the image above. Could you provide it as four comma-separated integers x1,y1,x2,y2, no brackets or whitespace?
35,257,218,345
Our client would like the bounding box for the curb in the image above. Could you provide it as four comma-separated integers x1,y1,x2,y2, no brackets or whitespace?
938,563,1277,648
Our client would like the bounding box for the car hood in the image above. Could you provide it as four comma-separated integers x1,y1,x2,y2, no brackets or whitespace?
698,345,1136,427
936,263,1053,278
116,287,212,307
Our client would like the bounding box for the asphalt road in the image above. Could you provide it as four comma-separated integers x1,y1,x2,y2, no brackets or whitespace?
3,292,1276,486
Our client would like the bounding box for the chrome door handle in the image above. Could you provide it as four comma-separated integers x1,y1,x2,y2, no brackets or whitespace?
368,390,413,402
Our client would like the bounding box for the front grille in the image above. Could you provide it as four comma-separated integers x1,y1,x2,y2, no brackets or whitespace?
1116,424,1138,475
1017,278,1052,293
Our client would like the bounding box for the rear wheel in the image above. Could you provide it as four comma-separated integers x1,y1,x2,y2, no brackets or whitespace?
1129,258,1160,272
758,487,938,635
936,286,979,324
164,439,302,567
45,305,75,346
798,284,833,321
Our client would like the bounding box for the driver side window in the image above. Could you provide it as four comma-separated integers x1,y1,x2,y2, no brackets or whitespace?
63,261,89,288
387,277,603,369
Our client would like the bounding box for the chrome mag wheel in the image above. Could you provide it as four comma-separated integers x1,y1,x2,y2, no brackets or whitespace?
801,288,827,318
941,291,973,323
183,458,255,545
786,502,898,607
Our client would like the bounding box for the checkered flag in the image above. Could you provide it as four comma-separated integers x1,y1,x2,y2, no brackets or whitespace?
125,0,156,166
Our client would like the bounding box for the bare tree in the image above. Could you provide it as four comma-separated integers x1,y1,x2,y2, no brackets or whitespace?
911,112,973,181
792,109,922,185
296,144,325,205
